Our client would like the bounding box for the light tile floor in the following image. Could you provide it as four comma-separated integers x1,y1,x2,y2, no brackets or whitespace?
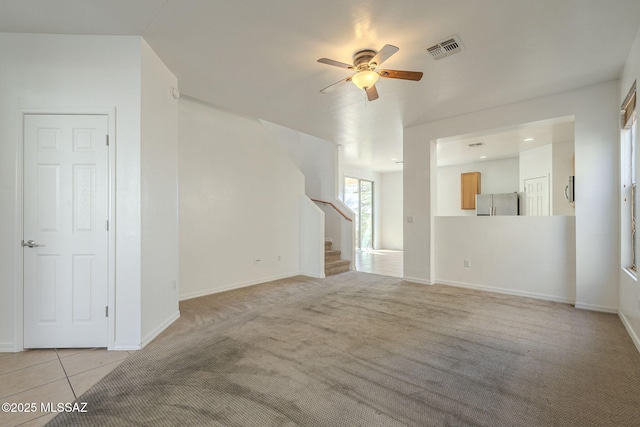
0,348,132,426
355,249,403,278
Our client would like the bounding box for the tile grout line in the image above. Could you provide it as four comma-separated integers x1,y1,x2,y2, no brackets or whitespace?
0,377,68,401
15,412,54,427
0,355,59,377
55,348,78,401
0,356,68,400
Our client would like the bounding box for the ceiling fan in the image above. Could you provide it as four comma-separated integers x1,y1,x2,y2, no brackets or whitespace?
317,44,423,101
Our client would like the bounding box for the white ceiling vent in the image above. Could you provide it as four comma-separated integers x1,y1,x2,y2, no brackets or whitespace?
467,142,484,148
426,36,462,60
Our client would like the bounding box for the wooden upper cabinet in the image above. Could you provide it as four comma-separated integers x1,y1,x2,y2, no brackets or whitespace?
461,172,481,210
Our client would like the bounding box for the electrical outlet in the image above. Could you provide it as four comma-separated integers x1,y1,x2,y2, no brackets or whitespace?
464,259,471,268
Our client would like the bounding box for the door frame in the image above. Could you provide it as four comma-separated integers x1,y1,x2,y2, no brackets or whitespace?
13,107,116,351
344,176,375,251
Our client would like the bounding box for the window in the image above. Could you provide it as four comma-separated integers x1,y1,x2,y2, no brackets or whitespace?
344,177,374,251
621,82,637,273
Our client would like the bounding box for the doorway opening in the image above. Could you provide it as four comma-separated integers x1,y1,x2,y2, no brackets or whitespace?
344,177,374,251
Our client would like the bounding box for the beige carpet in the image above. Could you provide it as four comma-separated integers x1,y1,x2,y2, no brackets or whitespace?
48,272,640,426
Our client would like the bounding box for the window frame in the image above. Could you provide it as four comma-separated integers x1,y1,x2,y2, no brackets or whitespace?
621,82,637,275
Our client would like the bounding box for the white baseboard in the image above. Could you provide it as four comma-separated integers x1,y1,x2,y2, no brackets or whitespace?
179,272,300,301
0,342,18,352
299,271,325,279
619,310,640,354
574,302,618,314
110,344,141,351
402,276,434,285
140,310,181,348
437,279,575,305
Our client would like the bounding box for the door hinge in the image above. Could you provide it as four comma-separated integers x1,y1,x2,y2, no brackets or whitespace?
106,135,109,146
106,220,109,231
105,306,109,317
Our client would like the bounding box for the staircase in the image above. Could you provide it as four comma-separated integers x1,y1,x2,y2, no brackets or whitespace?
325,240,351,276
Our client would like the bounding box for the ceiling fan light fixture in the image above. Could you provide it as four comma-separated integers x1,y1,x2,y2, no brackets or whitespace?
318,44,421,100
351,70,379,90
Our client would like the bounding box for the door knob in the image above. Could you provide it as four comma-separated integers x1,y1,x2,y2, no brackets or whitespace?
22,240,45,248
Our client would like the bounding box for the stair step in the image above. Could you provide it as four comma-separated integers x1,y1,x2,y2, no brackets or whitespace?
324,240,333,250
325,259,351,276
325,249,341,262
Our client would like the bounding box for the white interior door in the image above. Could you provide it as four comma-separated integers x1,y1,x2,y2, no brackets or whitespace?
23,114,109,348
524,176,550,216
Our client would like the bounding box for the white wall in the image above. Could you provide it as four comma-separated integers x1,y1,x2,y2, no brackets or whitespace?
403,138,437,284
437,158,519,216
0,33,144,350
265,120,341,202
178,98,305,300
404,81,619,312
299,196,325,278
435,216,576,303
519,144,552,192
300,133,340,202
379,172,403,250
266,120,354,263
574,84,619,312
619,25,640,351
140,40,180,346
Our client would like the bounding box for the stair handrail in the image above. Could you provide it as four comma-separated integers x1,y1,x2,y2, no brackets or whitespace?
311,199,353,222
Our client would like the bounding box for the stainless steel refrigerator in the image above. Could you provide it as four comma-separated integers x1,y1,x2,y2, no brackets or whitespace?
476,193,519,216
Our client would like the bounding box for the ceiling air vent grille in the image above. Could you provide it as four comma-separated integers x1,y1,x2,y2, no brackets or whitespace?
467,142,484,148
426,36,462,60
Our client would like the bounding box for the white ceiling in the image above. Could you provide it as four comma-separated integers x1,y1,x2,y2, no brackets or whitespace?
2,0,640,172
437,116,575,167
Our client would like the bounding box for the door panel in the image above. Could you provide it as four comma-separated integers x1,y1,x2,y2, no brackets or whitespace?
24,114,109,348
524,176,549,216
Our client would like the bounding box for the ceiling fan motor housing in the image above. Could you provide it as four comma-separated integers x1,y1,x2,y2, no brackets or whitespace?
318,44,421,100
353,49,377,70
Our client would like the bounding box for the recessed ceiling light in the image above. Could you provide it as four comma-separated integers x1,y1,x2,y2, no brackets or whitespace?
479,155,487,159
391,157,398,161
524,138,534,142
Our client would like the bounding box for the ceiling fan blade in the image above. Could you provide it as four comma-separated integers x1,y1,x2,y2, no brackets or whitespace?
370,44,399,67
320,76,352,94
317,58,355,69
366,85,379,101
378,69,423,81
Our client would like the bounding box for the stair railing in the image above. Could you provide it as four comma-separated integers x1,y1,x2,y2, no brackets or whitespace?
310,199,353,222
311,198,355,274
